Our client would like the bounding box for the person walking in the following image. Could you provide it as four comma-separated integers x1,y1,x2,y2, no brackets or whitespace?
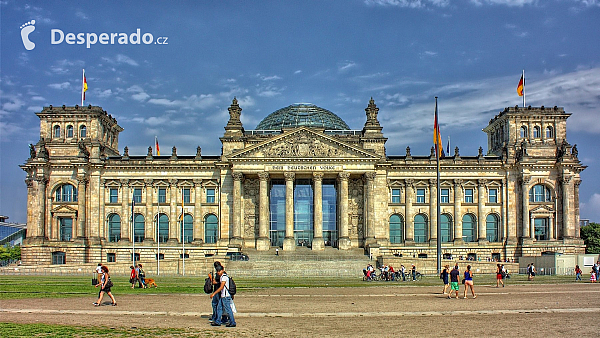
575,265,582,281
129,265,137,289
496,264,504,288
529,263,536,281
94,265,116,306
441,265,450,294
449,265,460,299
210,264,236,327
209,261,223,324
411,264,416,281
463,265,476,299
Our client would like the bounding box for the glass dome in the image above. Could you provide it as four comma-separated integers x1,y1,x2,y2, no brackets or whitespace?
255,104,350,130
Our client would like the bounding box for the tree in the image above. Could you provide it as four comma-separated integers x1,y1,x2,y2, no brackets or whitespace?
580,222,600,254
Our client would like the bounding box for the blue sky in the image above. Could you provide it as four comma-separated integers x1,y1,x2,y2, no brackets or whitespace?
1,0,599,224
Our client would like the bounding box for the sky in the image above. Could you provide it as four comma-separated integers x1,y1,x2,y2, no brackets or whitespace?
1,0,599,224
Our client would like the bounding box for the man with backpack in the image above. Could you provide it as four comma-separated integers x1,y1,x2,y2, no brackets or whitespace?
208,261,223,324
210,264,236,327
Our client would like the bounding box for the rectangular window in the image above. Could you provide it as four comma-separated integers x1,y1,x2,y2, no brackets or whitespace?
106,253,116,262
109,188,118,203
52,252,66,265
464,189,474,203
440,189,450,203
158,188,167,203
416,188,425,204
59,217,72,241
206,188,215,203
183,188,191,203
488,189,498,203
133,188,142,203
391,188,401,203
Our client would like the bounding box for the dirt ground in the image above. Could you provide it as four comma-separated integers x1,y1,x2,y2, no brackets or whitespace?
1,282,599,337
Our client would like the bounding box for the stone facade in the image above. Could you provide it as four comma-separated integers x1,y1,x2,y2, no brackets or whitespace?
20,100,586,266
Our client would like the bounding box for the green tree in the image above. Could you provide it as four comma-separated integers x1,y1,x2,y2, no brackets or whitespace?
580,222,600,254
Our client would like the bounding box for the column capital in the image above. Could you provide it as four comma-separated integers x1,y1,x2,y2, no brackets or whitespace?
284,171,295,182
258,172,270,181
429,178,437,186
477,179,488,187
192,178,203,186
364,172,376,181
232,172,244,181
405,178,414,187
168,178,178,186
338,171,350,181
77,176,88,185
521,175,531,185
313,172,324,181
120,178,130,186
34,176,48,185
561,175,573,185
144,178,154,186
453,179,463,187
25,177,34,188
574,179,582,188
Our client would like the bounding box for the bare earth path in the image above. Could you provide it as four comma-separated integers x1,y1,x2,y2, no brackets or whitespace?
1,283,599,337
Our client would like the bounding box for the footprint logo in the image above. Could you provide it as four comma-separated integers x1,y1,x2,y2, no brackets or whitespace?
20,20,36,51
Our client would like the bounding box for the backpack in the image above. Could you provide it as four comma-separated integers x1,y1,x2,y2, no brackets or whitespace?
224,273,236,297
203,277,213,294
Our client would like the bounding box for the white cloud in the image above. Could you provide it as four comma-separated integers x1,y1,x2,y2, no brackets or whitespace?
294,70,302,75
469,0,536,6
581,193,600,222
261,75,282,81
127,85,150,102
256,84,285,97
102,54,139,67
48,82,71,90
31,96,46,101
75,11,89,20
338,61,357,72
364,0,449,8
2,98,24,111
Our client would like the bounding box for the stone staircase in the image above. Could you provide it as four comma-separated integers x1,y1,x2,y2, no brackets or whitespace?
224,247,373,277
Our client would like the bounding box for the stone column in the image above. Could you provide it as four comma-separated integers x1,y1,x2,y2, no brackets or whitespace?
231,172,244,246
35,176,48,240
405,179,414,244
338,172,351,250
168,179,178,243
562,175,573,238
501,178,508,242
283,172,296,251
574,179,582,239
76,175,87,240
549,216,555,240
256,172,270,250
119,179,129,241
364,172,376,245
453,179,463,244
144,179,154,242
521,176,531,239
193,179,203,244
99,180,106,240
429,179,437,246
477,179,487,243
312,172,324,251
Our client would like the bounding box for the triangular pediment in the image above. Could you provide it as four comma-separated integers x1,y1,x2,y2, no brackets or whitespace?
229,127,380,161
51,205,78,214
531,205,554,214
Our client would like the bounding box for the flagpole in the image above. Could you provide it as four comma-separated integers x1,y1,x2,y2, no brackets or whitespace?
522,69,525,108
81,69,85,106
181,188,185,276
156,212,160,276
131,194,135,268
435,97,442,275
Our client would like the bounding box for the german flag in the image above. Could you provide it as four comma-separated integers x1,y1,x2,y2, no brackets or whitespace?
517,74,524,97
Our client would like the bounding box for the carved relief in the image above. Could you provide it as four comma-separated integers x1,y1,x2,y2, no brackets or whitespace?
348,178,364,239
262,132,354,158
243,178,259,238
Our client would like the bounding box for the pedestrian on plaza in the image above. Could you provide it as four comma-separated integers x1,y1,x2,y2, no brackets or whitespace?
590,269,597,283
136,264,147,288
529,263,536,281
441,265,450,294
496,264,504,288
129,265,137,289
575,265,582,281
210,264,236,327
94,265,116,306
400,264,406,281
449,264,460,299
411,264,416,281
463,265,476,299
275,248,279,256
209,261,223,323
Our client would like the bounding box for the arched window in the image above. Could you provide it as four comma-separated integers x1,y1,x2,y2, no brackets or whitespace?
486,214,499,242
66,125,74,138
440,214,453,243
529,184,552,202
205,214,218,244
55,184,77,202
108,214,121,242
134,214,145,243
520,126,527,138
80,125,87,138
545,126,553,139
533,126,540,138
389,214,403,244
414,214,428,243
462,214,477,242
53,125,61,138
182,214,193,243
157,214,169,243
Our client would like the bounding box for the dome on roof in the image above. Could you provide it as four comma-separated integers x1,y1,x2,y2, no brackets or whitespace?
255,104,350,130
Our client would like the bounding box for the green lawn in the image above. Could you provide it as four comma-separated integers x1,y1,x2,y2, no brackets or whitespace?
0,323,218,338
0,273,583,300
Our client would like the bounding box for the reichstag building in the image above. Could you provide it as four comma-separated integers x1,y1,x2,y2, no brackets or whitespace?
20,98,586,265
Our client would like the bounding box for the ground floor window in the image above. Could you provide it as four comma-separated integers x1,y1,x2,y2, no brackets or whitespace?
108,214,121,242
52,251,66,264
462,214,476,242
156,253,164,260
182,214,193,243
205,214,218,244
440,214,452,242
414,214,428,243
157,214,169,243
107,253,116,262
486,214,499,242
134,214,145,243
389,214,404,244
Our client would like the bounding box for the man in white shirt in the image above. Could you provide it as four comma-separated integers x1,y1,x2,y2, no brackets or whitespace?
210,265,236,327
